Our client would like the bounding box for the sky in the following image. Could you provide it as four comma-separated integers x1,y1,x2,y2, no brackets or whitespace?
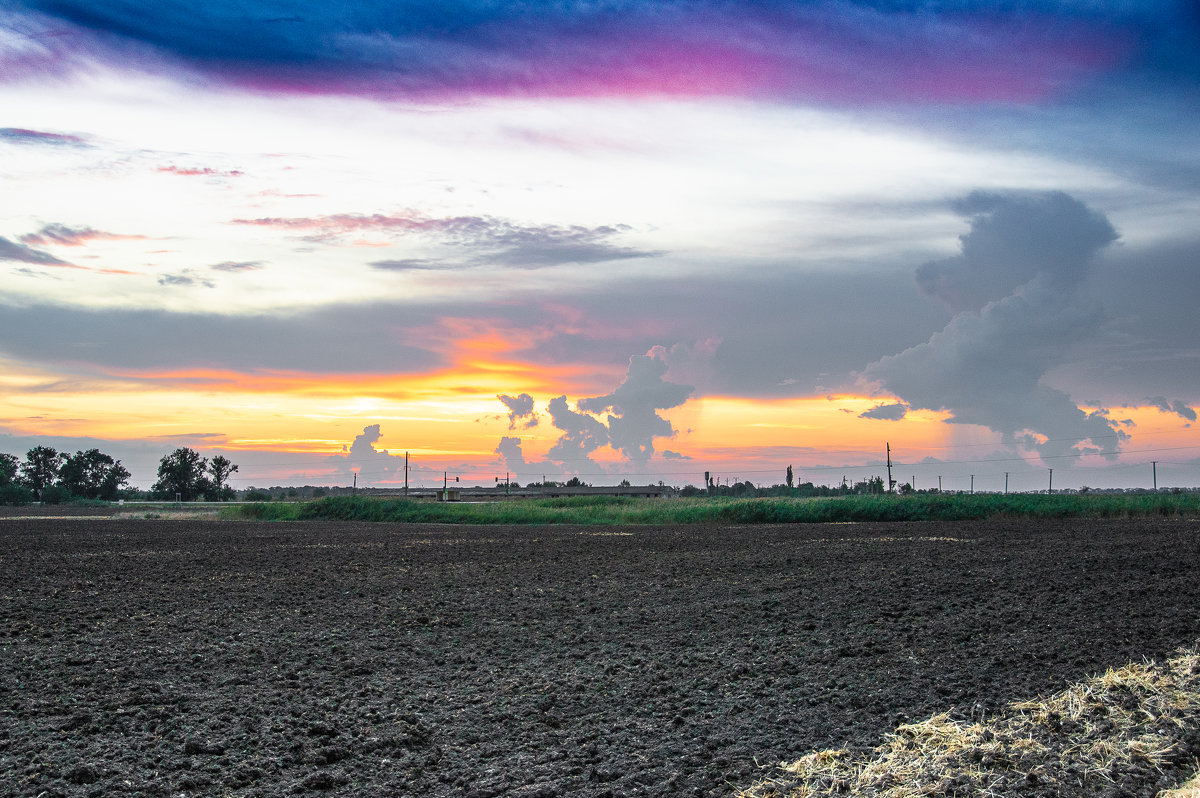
2,0,1199,492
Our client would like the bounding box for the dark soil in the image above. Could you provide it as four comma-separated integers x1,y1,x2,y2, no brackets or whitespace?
2,517,1198,797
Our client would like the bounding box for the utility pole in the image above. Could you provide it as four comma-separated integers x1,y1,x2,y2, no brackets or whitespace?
886,443,895,493
970,474,974,494
352,472,357,492
1004,472,1009,494
937,475,942,492
1048,468,1053,494
404,452,409,497
1152,461,1158,492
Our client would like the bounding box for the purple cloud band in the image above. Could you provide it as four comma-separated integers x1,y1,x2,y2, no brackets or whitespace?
6,2,1163,104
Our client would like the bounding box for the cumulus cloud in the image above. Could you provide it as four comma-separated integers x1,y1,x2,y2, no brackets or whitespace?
859,402,909,421
492,349,694,480
327,424,405,485
915,191,1118,313
545,395,610,468
1147,396,1197,422
498,393,538,429
578,352,694,464
863,190,1125,463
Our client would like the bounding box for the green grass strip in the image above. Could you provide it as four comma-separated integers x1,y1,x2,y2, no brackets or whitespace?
221,492,1200,525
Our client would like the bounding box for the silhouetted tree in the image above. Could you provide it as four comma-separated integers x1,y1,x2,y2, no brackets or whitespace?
208,455,238,501
786,464,794,488
153,447,210,501
20,446,64,500
59,449,131,500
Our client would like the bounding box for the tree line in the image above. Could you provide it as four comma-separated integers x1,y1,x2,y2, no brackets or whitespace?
0,446,238,505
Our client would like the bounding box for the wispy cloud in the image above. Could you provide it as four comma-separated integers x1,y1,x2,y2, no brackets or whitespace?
0,235,71,265
20,223,146,247
238,212,661,267
0,127,88,147
210,260,264,272
159,165,244,178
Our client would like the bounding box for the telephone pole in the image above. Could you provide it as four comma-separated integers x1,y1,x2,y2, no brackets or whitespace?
1048,468,1053,494
1152,461,1158,492
886,443,895,493
1004,472,1009,494
404,452,409,497
937,475,942,492
970,474,974,494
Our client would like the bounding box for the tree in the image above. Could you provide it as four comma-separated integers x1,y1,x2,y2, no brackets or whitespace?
786,464,794,489
20,446,64,500
59,449,131,500
208,455,238,501
153,447,210,501
0,453,17,486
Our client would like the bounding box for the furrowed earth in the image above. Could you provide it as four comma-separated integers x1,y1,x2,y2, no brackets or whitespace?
2,516,1199,797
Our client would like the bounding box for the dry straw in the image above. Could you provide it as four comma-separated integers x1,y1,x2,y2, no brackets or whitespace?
738,643,1200,798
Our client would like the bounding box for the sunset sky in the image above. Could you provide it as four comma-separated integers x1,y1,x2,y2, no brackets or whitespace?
2,1,1199,491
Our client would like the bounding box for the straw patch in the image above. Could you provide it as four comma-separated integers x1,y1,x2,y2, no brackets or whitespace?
738,643,1200,798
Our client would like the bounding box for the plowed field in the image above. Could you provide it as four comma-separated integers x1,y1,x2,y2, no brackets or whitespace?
2,517,1198,796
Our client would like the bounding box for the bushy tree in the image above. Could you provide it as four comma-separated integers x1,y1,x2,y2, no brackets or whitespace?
20,446,64,500
153,447,211,501
59,449,131,501
208,455,238,501
0,452,34,505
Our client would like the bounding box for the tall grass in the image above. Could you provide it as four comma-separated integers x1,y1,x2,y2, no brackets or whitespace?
222,492,1200,525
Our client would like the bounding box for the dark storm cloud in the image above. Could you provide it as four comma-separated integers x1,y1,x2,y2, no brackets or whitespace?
863,190,1125,463
0,235,70,265
859,402,909,421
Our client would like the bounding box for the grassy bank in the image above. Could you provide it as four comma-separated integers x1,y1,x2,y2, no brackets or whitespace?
221,491,1200,524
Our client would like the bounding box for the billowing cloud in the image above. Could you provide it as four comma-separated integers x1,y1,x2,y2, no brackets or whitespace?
863,190,1125,463
859,402,909,421
545,395,609,469
5,2,1138,103
1146,397,1197,422
915,191,1118,313
498,393,538,430
578,352,693,464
